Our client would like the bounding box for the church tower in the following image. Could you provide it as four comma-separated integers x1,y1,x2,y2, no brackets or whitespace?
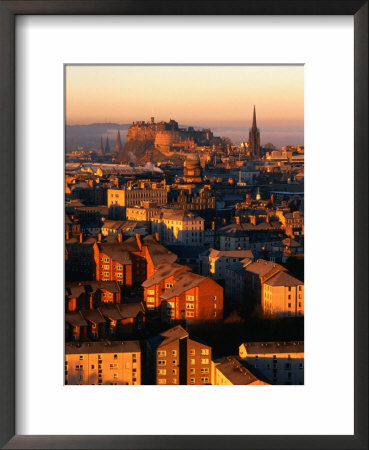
104,136,110,154
97,136,104,156
248,106,260,160
114,130,122,154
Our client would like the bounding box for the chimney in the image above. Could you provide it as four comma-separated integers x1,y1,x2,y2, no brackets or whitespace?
65,230,70,241
117,232,122,243
154,232,160,242
79,233,83,244
136,233,142,250
97,233,102,243
235,216,240,225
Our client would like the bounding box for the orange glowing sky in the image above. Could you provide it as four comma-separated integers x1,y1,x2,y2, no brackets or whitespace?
66,65,304,145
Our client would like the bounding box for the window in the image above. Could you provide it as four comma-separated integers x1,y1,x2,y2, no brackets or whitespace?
172,350,177,356
158,379,166,385
79,355,84,360
288,295,291,300
201,377,209,383
200,368,209,374
157,369,166,375
157,350,166,357
288,286,291,291
190,368,195,374
201,359,209,364
298,286,302,291
190,359,195,365
189,349,195,355
172,379,177,384
288,303,291,308
109,363,118,369
172,369,177,375
201,349,209,356
186,311,194,318
91,365,95,370
79,375,83,381
172,360,177,365
146,296,155,303
158,360,166,366
190,378,195,385
104,257,109,262
113,373,118,379
114,354,118,360
186,295,194,301
165,283,173,289
75,364,83,370
298,302,302,307
148,289,155,295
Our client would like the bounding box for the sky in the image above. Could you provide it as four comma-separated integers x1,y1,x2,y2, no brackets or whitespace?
65,65,304,146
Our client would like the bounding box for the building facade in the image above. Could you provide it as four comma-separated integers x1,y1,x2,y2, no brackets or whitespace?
65,341,141,385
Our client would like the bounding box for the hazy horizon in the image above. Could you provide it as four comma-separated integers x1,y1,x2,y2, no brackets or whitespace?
66,65,304,147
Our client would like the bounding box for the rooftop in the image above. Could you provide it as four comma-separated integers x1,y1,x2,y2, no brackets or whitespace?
242,341,304,355
65,340,141,355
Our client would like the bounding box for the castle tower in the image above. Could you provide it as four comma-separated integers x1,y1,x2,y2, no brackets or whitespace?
104,136,110,154
248,106,260,160
97,136,104,156
114,130,122,154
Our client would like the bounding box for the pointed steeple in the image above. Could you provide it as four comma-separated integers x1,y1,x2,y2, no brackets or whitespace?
98,136,104,156
114,130,122,153
104,136,110,154
252,105,257,129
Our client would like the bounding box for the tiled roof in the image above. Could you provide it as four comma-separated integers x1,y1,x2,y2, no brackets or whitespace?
264,271,303,287
242,341,304,355
142,262,188,288
160,271,207,300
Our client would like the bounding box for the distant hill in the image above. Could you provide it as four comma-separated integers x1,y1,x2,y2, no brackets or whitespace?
65,123,130,152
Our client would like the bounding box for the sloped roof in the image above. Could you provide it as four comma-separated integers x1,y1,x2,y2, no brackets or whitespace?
65,340,140,355
264,271,303,287
215,356,269,385
245,259,285,277
242,341,304,355
65,312,87,327
158,325,189,348
142,262,188,288
160,271,208,300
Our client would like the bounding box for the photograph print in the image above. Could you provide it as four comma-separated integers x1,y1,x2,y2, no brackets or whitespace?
65,65,304,386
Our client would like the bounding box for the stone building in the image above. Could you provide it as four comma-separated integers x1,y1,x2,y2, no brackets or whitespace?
183,153,203,183
248,106,261,159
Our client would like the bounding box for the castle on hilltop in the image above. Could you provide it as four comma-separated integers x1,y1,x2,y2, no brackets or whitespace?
116,117,213,163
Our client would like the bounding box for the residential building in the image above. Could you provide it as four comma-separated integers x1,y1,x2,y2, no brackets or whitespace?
213,356,269,385
158,270,223,322
65,341,141,385
206,249,254,280
150,209,205,246
107,187,167,208
224,258,253,302
239,341,304,385
244,259,286,309
263,272,304,317
146,325,212,385
276,210,304,238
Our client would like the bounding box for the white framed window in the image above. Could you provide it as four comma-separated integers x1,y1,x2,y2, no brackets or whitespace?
201,349,209,356
157,350,166,357
147,289,155,295
201,377,209,383
109,363,118,369
190,359,195,365
190,368,195,374
186,303,194,309
157,369,166,375
165,283,173,289
200,368,209,374
172,350,177,356
157,379,166,385
79,355,84,360
189,348,195,355
158,360,166,366
201,358,209,364
186,295,194,301
189,378,195,385
113,373,118,379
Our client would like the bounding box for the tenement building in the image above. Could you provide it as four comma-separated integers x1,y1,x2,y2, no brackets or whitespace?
65,340,141,385
146,325,212,385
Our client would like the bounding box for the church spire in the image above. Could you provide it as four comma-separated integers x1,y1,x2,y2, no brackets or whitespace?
114,130,122,153
252,105,257,129
98,136,104,156
105,136,110,154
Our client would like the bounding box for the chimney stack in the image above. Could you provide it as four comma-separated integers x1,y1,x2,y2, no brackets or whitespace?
97,233,102,243
79,233,83,244
65,230,70,241
117,232,122,243
154,232,160,242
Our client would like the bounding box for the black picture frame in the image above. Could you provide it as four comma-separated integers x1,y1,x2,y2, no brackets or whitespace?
0,1,367,449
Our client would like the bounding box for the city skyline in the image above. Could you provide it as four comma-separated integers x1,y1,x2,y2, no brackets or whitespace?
66,65,304,146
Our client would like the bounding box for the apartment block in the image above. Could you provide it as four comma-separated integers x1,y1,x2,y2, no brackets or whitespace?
65,340,141,385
